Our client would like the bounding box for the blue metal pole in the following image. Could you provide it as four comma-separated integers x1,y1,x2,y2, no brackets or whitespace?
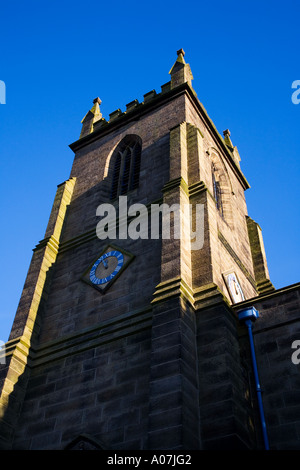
238,308,269,450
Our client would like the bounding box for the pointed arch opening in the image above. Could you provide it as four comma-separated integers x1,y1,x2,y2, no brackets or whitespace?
212,162,223,216
109,135,142,200
64,434,107,450
210,149,234,227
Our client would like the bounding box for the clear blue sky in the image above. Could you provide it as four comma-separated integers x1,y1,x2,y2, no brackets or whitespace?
1,0,299,342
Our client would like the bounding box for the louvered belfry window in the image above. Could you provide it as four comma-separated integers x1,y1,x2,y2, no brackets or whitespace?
110,135,142,199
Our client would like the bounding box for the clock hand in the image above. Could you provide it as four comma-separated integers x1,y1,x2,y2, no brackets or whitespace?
102,259,108,269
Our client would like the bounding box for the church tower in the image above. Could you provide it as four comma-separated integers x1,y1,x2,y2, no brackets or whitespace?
2,50,299,451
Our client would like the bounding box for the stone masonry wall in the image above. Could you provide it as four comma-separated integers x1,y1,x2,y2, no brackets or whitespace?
236,284,300,449
12,325,152,449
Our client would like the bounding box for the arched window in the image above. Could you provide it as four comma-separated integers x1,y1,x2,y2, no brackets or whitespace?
209,149,234,227
212,163,223,216
110,135,142,199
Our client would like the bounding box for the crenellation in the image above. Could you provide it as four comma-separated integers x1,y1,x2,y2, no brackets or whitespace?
143,90,157,102
109,109,123,121
125,99,139,112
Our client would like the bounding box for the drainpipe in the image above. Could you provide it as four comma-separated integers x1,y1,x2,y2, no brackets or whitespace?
238,307,269,450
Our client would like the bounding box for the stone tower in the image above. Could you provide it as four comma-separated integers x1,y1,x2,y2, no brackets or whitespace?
1,50,299,451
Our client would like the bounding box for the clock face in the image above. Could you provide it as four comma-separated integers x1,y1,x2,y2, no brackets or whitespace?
89,250,124,285
81,245,134,294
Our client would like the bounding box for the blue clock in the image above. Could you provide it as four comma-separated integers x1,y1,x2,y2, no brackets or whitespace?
89,250,124,285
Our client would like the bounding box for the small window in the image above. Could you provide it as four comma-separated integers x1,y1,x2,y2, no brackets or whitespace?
212,163,223,216
110,136,142,199
209,150,234,227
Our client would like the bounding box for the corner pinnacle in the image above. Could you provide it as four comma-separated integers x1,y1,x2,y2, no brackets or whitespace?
223,129,241,166
80,97,103,138
223,129,234,149
174,48,186,66
169,49,193,90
